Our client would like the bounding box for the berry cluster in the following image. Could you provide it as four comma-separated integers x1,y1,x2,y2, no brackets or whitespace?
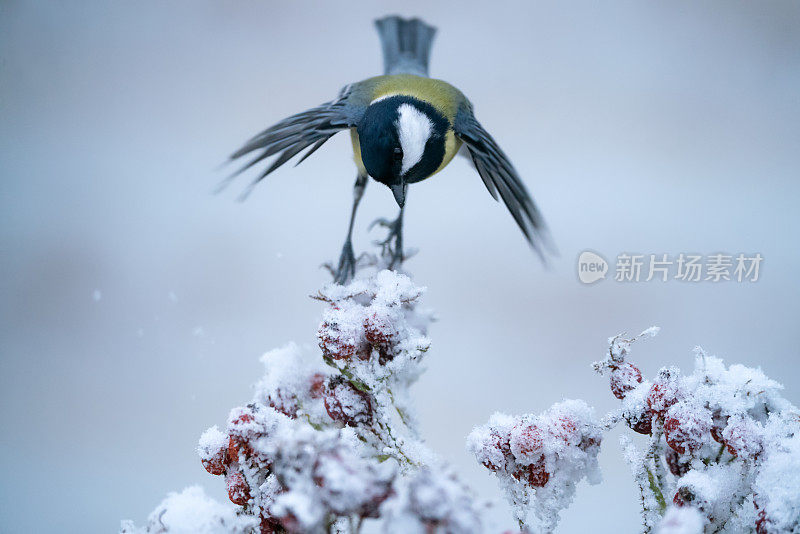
382,467,482,534
124,267,800,534
186,271,482,533
468,400,603,532
595,329,800,533
316,270,431,370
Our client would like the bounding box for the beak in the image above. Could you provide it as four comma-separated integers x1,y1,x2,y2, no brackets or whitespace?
390,182,407,208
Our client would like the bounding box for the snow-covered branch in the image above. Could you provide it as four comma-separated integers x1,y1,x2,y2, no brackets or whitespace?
123,267,799,534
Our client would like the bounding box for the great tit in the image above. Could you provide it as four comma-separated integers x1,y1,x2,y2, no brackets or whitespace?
229,15,550,283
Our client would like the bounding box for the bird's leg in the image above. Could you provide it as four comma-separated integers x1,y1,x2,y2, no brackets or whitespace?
370,204,405,270
333,174,368,285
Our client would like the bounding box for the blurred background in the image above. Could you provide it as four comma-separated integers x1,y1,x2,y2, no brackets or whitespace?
1,1,799,532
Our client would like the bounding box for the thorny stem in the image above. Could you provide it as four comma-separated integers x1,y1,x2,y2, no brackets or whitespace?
646,468,667,514
369,419,418,468
322,352,422,468
648,424,669,499
387,387,410,427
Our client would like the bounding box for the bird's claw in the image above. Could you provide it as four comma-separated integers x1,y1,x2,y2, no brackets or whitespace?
332,241,356,285
370,216,404,270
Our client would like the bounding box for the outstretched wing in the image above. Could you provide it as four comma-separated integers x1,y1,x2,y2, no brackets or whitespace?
453,103,553,259
225,84,367,199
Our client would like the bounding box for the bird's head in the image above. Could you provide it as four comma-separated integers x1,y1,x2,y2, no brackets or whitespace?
357,95,448,207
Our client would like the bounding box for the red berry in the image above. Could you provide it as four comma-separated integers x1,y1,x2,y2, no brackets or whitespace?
722,416,763,459
230,412,254,425
267,389,298,418
551,415,579,445
672,485,703,509
363,310,397,347
228,435,253,462
309,373,327,399
610,363,643,399
198,428,231,476
317,320,369,361
227,410,257,461
647,369,682,418
625,406,653,435
509,423,545,464
664,404,711,454
673,487,691,507
226,471,250,505
665,448,691,477
323,377,373,426
201,449,229,476
480,430,513,472
512,459,549,487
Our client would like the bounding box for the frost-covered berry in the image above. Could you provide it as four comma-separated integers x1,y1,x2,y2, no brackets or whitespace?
550,415,580,446
672,486,694,508
267,389,298,418
198,426,230,476
624,405,653,435
672,482,713,516
227,409,257,461
512,459,550,488
226,471,250,505
610,362,643,399
647,368,683,418
665,448,691,477
664,402,712,454
721,415,764,459
323,377,373,426
201,453,228,476
476,430,513,473
308,372,327,399
311,449,395,518
363,309,398,348
317,319,369,361
509,423,544,465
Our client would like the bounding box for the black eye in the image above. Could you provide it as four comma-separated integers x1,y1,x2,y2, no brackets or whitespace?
393,147,403,161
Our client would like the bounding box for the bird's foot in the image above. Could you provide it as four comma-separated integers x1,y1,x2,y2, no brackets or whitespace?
369,217,404,270
327,240,356,285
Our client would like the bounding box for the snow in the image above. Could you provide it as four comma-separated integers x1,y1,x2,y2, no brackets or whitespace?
197,426,227,462
657,506,705,534
120,486,256,534
467,400,603,532
125,268,800,534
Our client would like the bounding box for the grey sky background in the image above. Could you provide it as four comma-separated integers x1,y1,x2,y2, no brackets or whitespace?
1,1,799,532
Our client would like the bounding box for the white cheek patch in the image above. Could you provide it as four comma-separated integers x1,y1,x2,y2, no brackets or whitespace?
396,103,433,175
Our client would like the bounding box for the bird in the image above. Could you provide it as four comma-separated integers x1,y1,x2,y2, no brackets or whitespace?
227,15,551,284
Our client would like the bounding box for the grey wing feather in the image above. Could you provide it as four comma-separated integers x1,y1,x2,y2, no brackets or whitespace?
454,104,553,259
225,84,366,200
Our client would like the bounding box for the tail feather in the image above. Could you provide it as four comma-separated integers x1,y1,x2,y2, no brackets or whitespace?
375,16,436,77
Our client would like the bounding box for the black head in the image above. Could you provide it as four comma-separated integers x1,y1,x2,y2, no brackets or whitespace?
357,95,448,206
